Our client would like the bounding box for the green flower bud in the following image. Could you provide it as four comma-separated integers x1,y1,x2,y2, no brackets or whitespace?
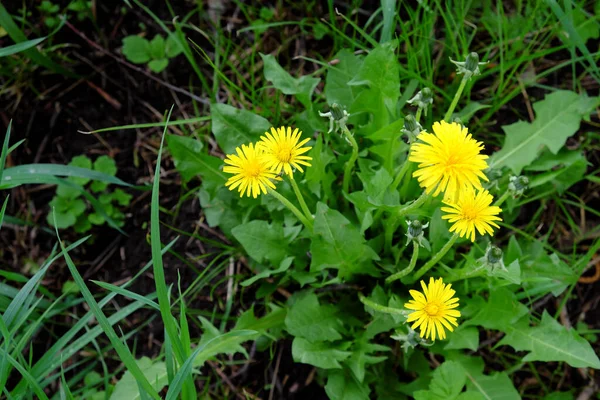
330,103,345,121
508,175,529,198
402,114,423,143
450,51,488,80
408,88,434,116
405,219,429,247
319,104,350,133
478,243,506,272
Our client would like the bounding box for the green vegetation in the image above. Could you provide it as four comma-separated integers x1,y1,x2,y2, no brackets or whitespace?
1,1,599,399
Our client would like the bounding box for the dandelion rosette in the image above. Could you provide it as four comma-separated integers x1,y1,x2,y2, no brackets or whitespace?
258,126,312,178
223,142,278,198
409,120,489,200
441,186,502,242
405,277,461,341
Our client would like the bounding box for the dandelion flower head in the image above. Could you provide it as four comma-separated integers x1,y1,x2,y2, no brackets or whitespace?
441,186,502,242
258,126,312,178
409,121,489,200
405,277,461,341
223,142,278,198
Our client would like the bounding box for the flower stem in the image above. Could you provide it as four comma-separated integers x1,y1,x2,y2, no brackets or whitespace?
358,292,408,317
410,233,459,282
386,241,420,283
493,191,510,208
415,107,422,123
341,125,359,194
268,188,313,231
288,177,313,222
396,191,430,219
444,75,469,122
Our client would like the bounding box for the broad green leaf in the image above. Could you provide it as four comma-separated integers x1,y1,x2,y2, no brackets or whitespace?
291,337,351,369
69,155,93,186
284,293,343,341
232,220,292,266
414,361,466,400
444,326,479,351
456,393,485,400
348,42,400,117
527,149,588,194
110,357,167,400
520,244,577,297
166,134,226,189
465,288,529,331
233,307,286,335
357,167,399,207
366,118,405,173
325,369,370,400
210,103,271,154
148,58,169,73
261,53,320,108
165,34,183,58
489,91,599,173
499,311,600,369
325,49,364,108
465,372,520,400
148,35,165,59
122,35,151,64
304,135,336,199
240,256,294,286
198,187,242,235
543,392,574,400
310,202,380,279
344,332,388,382
453,102,491,123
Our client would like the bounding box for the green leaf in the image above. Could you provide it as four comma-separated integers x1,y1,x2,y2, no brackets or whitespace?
348,42,400,117
210,103,271,154
112,188,133,206
165,34,183,58
344,332,388,382
304,135,336,199
148,35,166,59
414,361,466,400
489,91,599,174
444,326,479,351
93,155,117,176
193,317,249,365
240,256,294,287
311,202,380,279
499,311,600,368
366,118,405,174
527,149,588,194
292,337,351,369
69,155,93,186
325,369,370,400
232,220,293,266
465,372,520,400
465,288,529,331
260,53,320,108
233,307,286,335
542,392,574,400
122,35,151,64
110,357,168,400
325,49,364,108
166,134,226,189
285,293,343,341
148,58,169,73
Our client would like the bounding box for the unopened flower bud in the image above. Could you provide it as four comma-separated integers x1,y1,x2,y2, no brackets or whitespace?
508,175,529,198
408,88,434,116
478,243,506,272
330,103,345,121
319,104,350,133
405,219,429,247
402,114,423,143
450,51,488,80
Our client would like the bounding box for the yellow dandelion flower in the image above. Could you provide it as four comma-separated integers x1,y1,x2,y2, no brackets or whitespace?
409,120,489,200
223,143,278,198
405,277,461,341
258,126,312,178
441,186,502,242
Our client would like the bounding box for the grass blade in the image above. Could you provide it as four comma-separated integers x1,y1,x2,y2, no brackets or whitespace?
53,215,160,400
0,36,47,57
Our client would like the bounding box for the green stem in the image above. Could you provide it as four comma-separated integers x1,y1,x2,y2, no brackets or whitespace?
289,177,313,222
410,233,459,282
415,107,422,123
384,215,399,254
396,191,430,219
268,188,313,231
386,241,420,283
341,125,359,194
494,191,511,208
358,293,408,317
444,75,469,122
390,160,411,192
